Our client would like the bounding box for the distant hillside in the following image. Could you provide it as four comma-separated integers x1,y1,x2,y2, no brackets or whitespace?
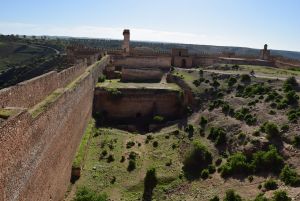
66,37,300,60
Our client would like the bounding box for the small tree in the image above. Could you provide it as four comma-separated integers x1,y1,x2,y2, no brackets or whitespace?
272,190,291,201
240,74,251,84
183,141,212,179
223,189,242,201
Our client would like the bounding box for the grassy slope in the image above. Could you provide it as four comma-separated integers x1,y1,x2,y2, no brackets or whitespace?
0,41,54,73
71,65,300,201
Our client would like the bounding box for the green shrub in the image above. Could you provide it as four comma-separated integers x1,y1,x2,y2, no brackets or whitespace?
292,136,300,148
251,145,284,174
220,152,251,177
107,154,114,163
208,127,227,145
263,179,278,190
74,186,108,201
200,116,208,128
126,141,135,149
128,151,138,160
283,77,298,92
223,189,242,201
280,165,300,186
221,146,284,177
261,122,280,139
228,77,237,87
183,141,212,179
127,159,136,172
248,175,254,182
201,169,209,179
285,90,299,105
209,196,220,201
153,115,164,123
241,74,251,84
152,141,158,147
272,190,291,201
287,108,300,122
253,193,269,201
208,164,216,174
98,75,106,83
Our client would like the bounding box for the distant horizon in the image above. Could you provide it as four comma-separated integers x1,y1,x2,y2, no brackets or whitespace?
2,31,300,54
1,0,299,52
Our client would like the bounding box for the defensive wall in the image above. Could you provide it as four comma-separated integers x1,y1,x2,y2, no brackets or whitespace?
93,87,183,120
121,67,163,82
0,55,110,201
112,55,171,70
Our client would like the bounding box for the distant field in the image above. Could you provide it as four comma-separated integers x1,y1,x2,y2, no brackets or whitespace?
0,41,55,73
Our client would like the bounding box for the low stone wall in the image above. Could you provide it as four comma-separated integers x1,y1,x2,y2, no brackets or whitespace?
121,67,163,82
0,56,109,201
93,87,183,119
113,55,171,70
0,54,101,109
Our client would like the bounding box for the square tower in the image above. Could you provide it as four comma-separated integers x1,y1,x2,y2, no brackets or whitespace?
122,29,130,55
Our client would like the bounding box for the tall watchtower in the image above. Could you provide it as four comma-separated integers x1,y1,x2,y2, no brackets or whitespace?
260,44,270,60
122,29,130,55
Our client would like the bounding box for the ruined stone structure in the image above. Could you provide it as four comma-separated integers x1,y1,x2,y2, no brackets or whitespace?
171,48,193,68
94,87,183,120
122,29,130,55
2,28,300,201
0,54,110,201
121,67,163,82
260,44,270,60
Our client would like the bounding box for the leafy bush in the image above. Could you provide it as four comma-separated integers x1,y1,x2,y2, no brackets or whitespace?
292,136,300,148
263,179,278,190
183,141,212,179
107,154,114,163
126,141,135,149
209,196,220,201
234,107,257,125
287,108,300,122
98,75,106,83
152,141,158,147
208,127,227,145
153,115,164,123
240,74,251,84
200,116,208,128
251,146,284,174
280,165,300,186
261,122,280,139
220,146,284,177
127,159,136,172
253,193,269,201
220,152,251,177
283,77,298,92
223,189,242,201
201,169,209,179
228,77,237,87
285,90,299,105
74,186,108,201
272,190,291,201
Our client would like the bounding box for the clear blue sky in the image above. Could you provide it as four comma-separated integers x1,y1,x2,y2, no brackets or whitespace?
1,0,299,51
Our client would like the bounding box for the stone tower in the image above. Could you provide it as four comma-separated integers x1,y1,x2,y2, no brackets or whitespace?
260,44,270,60
122,29,130,55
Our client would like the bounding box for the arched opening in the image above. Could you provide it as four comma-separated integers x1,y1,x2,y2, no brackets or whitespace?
179,51,182,56
181,59,186,68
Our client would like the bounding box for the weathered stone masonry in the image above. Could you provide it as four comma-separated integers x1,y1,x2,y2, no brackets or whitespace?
0,55,110,201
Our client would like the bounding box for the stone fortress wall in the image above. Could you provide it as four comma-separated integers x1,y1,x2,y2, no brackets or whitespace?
0,55,110,201
94,88,183,119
